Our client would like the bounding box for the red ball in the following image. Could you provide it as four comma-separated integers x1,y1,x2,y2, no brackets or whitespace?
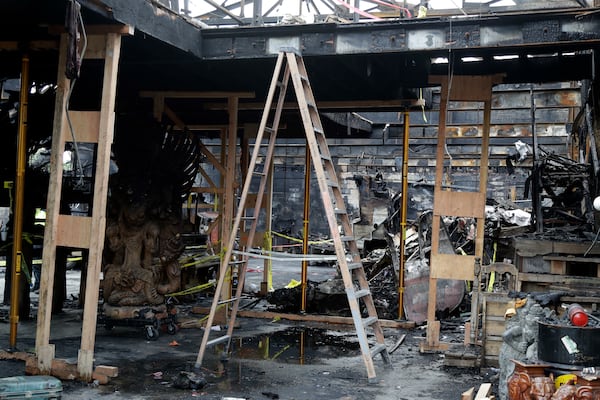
571,311,588,327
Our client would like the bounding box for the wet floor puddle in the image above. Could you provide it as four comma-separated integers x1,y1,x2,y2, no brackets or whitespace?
107,327,361,394
228,326,361,364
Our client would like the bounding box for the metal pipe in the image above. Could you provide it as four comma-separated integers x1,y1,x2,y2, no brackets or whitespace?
398,111,409,320
9,54,29,348
301,143,311,312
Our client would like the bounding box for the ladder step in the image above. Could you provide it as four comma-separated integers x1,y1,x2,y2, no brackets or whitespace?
240,216,256,220
340,235,355,242
347,288,370,300
326,180,338,188
253,171,267,177
347,262,363,271
362,316,378,328
314,126,324,135
370,343,388,358
320,153,332,162
334,208,346,215
207,335,231,347
299,73,309,82
218,297,239,305
265,126,275,133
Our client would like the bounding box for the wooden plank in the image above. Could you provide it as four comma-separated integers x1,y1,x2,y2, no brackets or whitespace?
430,254,476,280
550,259,566,275
36,34,70,374
61,111,100,143
519,272,600,285
461,387,475,400
56,215,92,248
139,90,255,99
544,255,600,263
237,310,415,328
429,75,503,101
475,383,492,399
84,35,106,60
198,141,227,176
433,191,485,218
78,33,121,382
48,24,134,35
0,40,58,51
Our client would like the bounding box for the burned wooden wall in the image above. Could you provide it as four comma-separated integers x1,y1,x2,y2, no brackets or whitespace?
198,81,583,245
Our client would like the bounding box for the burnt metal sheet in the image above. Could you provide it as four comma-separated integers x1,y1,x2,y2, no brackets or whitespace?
480,25,523,46
203,37,235,58
231,36,267,57
302,32,335,55
522,20,561,44
447,24,481,49
371,29,407,52
407,29,446,50
336,32,375,54
267,36,301,54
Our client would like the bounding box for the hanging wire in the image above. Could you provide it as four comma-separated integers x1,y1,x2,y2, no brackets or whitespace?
64,4,88,188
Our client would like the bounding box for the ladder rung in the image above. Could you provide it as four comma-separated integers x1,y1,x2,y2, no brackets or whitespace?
218,297,239,305
240,216,256,220
265,126,275,133
320,154,332,162
253,171,267,177
340,235,354,242
334,208,346,214
347,262,363,271
370,343,387,358
326,180,338,188
314,126,324,135
347,288,370,300
228,260,245,265
362,316,378,328
299,74,309,82
306,100,316,109
207,335,231,347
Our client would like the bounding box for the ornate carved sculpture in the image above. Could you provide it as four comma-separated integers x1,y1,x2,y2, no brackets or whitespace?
500,300,546,400
101,122,199,308
531,377,555,400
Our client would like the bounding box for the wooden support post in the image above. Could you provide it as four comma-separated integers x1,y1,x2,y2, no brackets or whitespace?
35,34,70,373
423,74,502,352
77,33,121,381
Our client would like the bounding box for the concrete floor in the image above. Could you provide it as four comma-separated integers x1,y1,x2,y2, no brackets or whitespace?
0,264,491,400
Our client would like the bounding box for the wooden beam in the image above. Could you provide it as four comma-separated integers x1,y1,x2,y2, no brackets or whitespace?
198,142,226,176
77,33,121,382
139,91,255,99
201,98,426,111
237,310,416,328
48,24,134,36
0,41,59,51
36,34,70,374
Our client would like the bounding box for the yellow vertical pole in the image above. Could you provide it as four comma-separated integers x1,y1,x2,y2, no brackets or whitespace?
301,143,311,312
9,54,29,348
398,111,409,320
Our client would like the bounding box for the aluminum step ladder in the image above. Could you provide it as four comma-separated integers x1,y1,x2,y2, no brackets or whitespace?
195,49,391,382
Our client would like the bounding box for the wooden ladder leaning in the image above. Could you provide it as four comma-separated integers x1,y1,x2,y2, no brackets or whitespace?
194,49,391,382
